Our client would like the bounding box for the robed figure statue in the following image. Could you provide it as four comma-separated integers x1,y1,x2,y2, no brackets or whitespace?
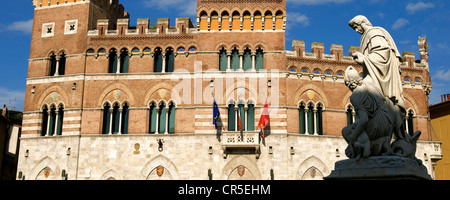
343,15,421,160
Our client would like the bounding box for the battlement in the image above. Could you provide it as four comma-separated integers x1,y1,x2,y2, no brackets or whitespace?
32,0,118,11
289,38,430,69
88,17,195,36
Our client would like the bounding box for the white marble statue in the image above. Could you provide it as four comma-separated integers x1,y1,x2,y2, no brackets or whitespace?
343,16,422,160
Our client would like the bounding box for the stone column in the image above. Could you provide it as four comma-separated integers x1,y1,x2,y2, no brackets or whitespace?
118,108,123,135
109,108,113,135
161,53,166,73
251,52,256,71
227,52,231,71
46,110,51,136
116,55,121,74
304,108,309,135
313,108,318,135
165,105,169,134
54,56,61,76
155,107,160,134
239,52,244,71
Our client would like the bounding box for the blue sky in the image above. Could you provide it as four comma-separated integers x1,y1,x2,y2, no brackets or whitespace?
0,0,449,111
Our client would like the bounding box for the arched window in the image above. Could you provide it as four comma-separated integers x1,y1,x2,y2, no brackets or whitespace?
221,11,230,30
109,49,118,73
168,102,176,134
232,11,240,30
247,102,255,131
231,47,240,71
256,47,264,70
307,103,314,135
49,53,57,76
316,103,323,135
211,11,219,31
158,102,167,134
58,52,66,76
41,105,49,136
254,11,263,30
121,102,129,134
111,102,120,134
298,102,306,134
56,104,64,136
243,11,251,30
264,11,273,30
102,103,111,135
219,47,227,72
243,47,252,71
228,102,235,131
149,102,157,134
200,11,208,31
154,48,163,73
119,48,129,73
165,47,175,73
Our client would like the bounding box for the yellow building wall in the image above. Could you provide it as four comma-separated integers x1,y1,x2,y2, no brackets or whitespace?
221,16,229,30
210,17,218,31
275,16,283,30
254,16,262,30
232,16,240,30
243,16,251,30
432,114,450,180
265,16,273,30
200,17,208,31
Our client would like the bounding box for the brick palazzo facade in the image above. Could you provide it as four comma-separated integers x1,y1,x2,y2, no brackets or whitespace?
17,0,441,180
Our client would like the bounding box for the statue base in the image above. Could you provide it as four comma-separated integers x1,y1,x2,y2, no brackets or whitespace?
324,156,432,180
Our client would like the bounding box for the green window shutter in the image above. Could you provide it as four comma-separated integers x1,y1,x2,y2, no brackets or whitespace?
239,104,245,131
159,106,166,133
56,108,64,136
109,52,117,73
347,109,353,126
166,51,175,73
255,50,264,70
247,104,255,131
231,50,240,71
48,108,56,136
307,107,314,135
243,50,252,71
154,51,163,72
219,51,228,71
299,107,305,134
102,105,110,134
59,55,66,75
228,104,235,131
41,108,49,136
150,106,157,134
168,105,176,134
49,56,56,76
112,106,120,134
121,53,129,73
316,107,323,135
121,105,129,134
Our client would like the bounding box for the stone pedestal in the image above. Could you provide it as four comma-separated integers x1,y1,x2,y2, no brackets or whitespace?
325,156,432,180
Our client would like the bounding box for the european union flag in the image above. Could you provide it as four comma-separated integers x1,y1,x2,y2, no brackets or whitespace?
213,98,220,129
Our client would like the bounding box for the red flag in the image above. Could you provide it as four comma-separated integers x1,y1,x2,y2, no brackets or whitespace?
237,109,242,131
258,99,270,138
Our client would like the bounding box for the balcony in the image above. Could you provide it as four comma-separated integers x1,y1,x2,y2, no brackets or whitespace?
221,131,260,158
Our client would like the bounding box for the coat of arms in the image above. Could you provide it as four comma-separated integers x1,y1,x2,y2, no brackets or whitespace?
237,166,245,177
44,168,51,178
156,166,165,177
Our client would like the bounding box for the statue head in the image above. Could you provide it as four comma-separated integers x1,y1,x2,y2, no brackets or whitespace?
349,15,373,34
344,66,362,91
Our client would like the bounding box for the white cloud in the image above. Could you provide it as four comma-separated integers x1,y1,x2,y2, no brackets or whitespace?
287,0,353,5
392,18,409,30
287,12,310,27
433,69,450,81
406,2,435,13
6,19,33,34
0,87,25,111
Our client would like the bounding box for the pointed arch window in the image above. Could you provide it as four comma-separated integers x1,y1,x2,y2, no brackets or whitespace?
102,103,111,135
119,49,129,73
165,47,175,73
405,109,415,134
307,103,314,135
108,49,118,73
316,104,323,135
243,47,252,71
121,102,129,134
298,103,306,135
255,47,264,70
247,102,255,131
228,102,236,131
231,47,240,71
58,52,66,76
219,47,228,72
41,104,64,136
168,102,176,134
49,53,57,76
154,48,163,73
158,102,167,134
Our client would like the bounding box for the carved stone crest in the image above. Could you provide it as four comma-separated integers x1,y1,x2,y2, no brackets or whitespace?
237,166,245,177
